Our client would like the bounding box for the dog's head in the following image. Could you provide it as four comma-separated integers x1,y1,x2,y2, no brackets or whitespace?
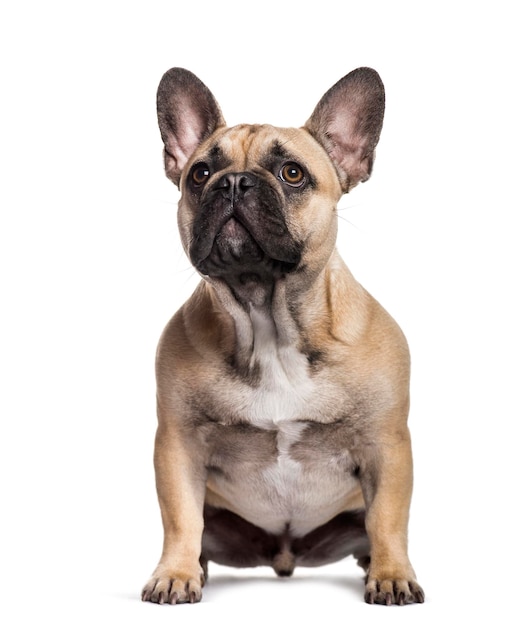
156,68,384,299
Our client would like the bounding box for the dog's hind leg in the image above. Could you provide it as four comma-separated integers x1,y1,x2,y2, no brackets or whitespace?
292,510,370,571
201,505,285,572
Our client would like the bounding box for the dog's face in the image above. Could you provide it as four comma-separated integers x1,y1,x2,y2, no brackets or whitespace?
178,124,342,291
157,68,385,298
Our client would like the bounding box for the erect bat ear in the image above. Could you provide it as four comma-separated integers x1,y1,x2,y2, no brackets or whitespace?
156,68,225,186
304,67,385,191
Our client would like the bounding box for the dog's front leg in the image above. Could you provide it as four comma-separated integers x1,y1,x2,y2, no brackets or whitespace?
361,422,425,605
142,421,206,604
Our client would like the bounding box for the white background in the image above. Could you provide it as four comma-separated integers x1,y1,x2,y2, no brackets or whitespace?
1,1,527,624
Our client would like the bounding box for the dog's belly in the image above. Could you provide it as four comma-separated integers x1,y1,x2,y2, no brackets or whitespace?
205,420,363,537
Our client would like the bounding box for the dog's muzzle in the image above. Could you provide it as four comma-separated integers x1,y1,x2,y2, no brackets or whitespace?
189,172,302,281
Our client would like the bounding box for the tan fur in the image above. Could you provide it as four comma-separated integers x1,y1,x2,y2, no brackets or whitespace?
142,67,424,606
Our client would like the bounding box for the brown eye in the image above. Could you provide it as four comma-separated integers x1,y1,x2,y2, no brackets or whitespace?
190,163,210,186
279,162,305,186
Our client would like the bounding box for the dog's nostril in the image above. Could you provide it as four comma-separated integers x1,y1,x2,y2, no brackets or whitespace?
238,174,256,189
216,176,231,189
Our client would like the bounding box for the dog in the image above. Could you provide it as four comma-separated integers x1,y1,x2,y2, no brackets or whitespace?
141,67,424,606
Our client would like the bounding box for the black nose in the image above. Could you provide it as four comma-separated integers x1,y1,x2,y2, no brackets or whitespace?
215,172,257,199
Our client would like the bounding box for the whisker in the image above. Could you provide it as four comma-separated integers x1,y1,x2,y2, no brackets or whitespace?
337,213,358,229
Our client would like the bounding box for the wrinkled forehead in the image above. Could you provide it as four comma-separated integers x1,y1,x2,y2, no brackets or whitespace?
192,123,330,173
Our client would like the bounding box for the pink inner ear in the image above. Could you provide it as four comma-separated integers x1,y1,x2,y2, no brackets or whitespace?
328,128,370,185
330,106,368,153
170,120,204,173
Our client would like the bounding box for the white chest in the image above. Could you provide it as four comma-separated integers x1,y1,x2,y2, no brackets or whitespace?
207,301,360,535
241,305,317,428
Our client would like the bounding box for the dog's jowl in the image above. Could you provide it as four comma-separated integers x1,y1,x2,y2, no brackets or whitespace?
141,67,424,606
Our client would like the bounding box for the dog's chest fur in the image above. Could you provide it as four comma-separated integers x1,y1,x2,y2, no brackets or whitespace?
243,305,317,426
203,302,364,537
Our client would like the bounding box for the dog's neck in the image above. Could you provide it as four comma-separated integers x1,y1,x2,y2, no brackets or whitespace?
207,274,301,370
203,250,367,379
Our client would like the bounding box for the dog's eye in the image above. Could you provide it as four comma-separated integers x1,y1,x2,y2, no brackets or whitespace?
279,162,305,187
190,163,211,186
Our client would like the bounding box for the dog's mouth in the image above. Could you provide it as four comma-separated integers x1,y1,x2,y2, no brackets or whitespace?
193,216,299,283
189,173,302,283
196,217,265,272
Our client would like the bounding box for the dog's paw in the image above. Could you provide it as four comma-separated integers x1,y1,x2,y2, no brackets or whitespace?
141,566,205,605
364,576,424,606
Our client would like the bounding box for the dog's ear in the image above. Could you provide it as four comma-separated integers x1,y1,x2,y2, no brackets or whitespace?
305,68,385,191
157,68,225,186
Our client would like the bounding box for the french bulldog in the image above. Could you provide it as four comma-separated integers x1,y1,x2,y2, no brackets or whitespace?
141,67,424,606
